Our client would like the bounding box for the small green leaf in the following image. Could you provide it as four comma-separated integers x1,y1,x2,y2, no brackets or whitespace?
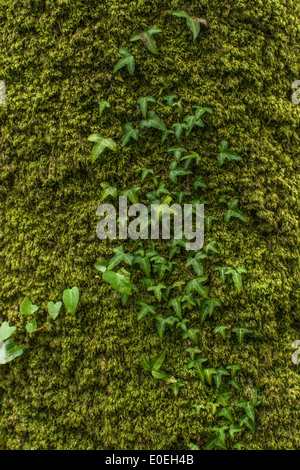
47,301,63,320
137,301,156,320
63,286,79,316
26,318,37,333
121,122,139,147
0,322,17,342
113,47,135,75
217,141,241,166
102,270,131,295
99,99,110,116
20,298,39,316
88,134,117,163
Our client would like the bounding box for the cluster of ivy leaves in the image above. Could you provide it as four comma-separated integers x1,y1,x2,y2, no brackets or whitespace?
89,10,260,450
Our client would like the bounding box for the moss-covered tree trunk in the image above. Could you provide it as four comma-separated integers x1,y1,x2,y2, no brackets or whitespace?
0,0,299,450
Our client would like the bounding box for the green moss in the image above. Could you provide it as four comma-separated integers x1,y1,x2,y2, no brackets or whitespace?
0,0,299,450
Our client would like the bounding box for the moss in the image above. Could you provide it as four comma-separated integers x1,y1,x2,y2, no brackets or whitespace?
0,0,299,450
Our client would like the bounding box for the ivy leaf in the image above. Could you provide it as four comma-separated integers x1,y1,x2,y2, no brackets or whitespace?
236,400,255,422
203,368,217,385
172,12,207,40
181,151,201,168
203,240,218,254
100,182,118,201
172,10,190,18
213,325,229,340
168,147,187,162
26,318,37,333
0,340,23,364
63,287,79,316
137,301,156,320
186,17,200,39
172,122,188,140
131,26,162,54
163,94,178,106
218,406,234,424
99,99,110,116
217,141,241,166
225,267,247,293
186,276,209,298
226,364,241,379
121,122,139,147
205,215,218,231
20,298,39,316
224,199,248,224
185,252,207,276
154,315,178,338
140,111,167,132
102,270,132,295
113,47,135,75
150,350,166,371
134,255,151,277
137,96,156,118
141,167,154,182
214,366,230,389
192,106,213,120
87,134,117,163
168,297,182,320
47,301,63,321
169,168,192,183
147,283,167,302
200,298,222,322
167,379,184,397
107,245,134,271
0,322,16,342
232,327,253,345
183,328,201,345
121,186,141,204
94,260,108,273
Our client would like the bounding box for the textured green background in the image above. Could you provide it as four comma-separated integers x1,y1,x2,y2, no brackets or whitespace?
0,0,299,450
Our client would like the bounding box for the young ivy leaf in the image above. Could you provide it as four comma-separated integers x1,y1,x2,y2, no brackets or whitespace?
186,276,209,298
131,26,162,54
147,283,167,302
0,340,23,364
213,325,229,340
200,298,222,322
232,327,253,345
107,245,134,271
217,141,241,166
102,270,132,295
121,122,139,147
172,11,207,40
137,96,156,118
141,167,154,182
26,318,37,333
134,255,151,277
20,298,39,316
87,134,117,163
168,147,187,162
218,406,234,424
224,199,248,224
163,94,178,106
63,286,79,316
172,122,188,140
99,99,110,116
113,47,135,75
121,186,141,204
140,111,167,132
100,182,118,201
137,301,156,320
0,322,17,342
47,301,63,320
192,106,213,120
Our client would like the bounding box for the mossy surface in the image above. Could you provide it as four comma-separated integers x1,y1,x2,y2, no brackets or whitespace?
0,0,299,450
